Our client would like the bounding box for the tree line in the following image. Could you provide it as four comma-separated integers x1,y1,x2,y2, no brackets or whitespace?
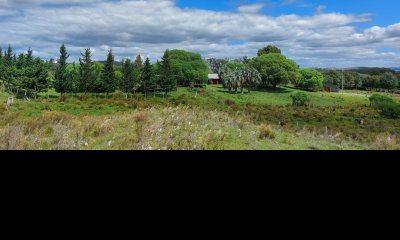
1,43,399,99
0,44,209,98
209,45,400,92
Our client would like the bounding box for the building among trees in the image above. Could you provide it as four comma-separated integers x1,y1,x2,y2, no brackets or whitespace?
208,74,221,84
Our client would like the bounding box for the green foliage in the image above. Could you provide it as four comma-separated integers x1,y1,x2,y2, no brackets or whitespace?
54,44,70,95
257,45,282,56
142,58,153,94
369,94,394,107
67,63,80,93
363,75,380,89
101,49,116,95
207,58,228,73
160,49,175,94
133,55,143,91
218,62,261,93
369,94,400,119
291,92,311,106
167,49,209,86
121,58,134,96
251,53,299,88
380,72,398,89
79,48,94,93
297,68,324,91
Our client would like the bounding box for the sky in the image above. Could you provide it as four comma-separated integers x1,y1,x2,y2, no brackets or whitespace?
0,0,399,68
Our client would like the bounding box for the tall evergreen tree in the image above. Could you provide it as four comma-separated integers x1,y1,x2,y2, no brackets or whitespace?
54,44,70,96
3,45,16,89
142,57,152,95
101,49,116,96
0,47,3,84
121,58,134,98
133,55,143,91
160,49,175,94
79,48,94,93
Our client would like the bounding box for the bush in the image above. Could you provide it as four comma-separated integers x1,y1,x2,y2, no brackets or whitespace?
378,102,400,119
258,124,276,140
291,92,311,106
369,94,394,107
369,94,400,119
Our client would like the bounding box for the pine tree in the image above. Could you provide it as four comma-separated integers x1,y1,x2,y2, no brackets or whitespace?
133,55,143,92
142,57,152,95
0,47,3,84
121,58,134,98
160,49,175,95
101,49,116,96
54,44,70,96
4,45,16,89
79,48,94,94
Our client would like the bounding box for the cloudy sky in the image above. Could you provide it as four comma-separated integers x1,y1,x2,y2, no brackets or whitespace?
0,0,399,68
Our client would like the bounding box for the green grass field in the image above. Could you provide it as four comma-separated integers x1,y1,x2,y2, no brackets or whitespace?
1,85,399,150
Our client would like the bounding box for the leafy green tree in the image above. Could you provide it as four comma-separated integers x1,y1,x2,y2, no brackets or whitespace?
379,72,398,89
142,57,153,95
167,50,208,86
79,48,94,93
363,75,380,90
257,45,281,56
207,58,228,73
92,62,104,94
251,53,299,88
297,69,324,91
67,62,80,94
322,70,342,86
101,49,116,96
120,58,135,98
54,44,70,96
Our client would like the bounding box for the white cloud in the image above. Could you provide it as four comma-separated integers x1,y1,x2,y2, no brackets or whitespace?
0,0,399,67
237,4,264,14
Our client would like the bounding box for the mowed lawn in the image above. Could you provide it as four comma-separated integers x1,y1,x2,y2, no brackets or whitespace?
174,85,370,107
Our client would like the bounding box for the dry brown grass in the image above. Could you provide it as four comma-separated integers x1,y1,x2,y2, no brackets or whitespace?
0,106,252,150
258,124,276,140
374,133,400,150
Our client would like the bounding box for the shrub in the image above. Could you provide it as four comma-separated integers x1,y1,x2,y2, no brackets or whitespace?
378,101,400,119
369,94,394,108
369,94,400,119
258,124,276,140
291,92,311,106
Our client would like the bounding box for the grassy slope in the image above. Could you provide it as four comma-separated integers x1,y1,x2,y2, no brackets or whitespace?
1,86,399,150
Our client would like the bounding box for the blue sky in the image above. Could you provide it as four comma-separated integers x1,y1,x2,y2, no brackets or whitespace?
178,0,399,27
0,0,399,67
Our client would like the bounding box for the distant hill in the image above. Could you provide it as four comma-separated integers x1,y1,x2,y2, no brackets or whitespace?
317,67,397,75
346,67,396,75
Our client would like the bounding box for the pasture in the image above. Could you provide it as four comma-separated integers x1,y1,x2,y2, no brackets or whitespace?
1,85,400,150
